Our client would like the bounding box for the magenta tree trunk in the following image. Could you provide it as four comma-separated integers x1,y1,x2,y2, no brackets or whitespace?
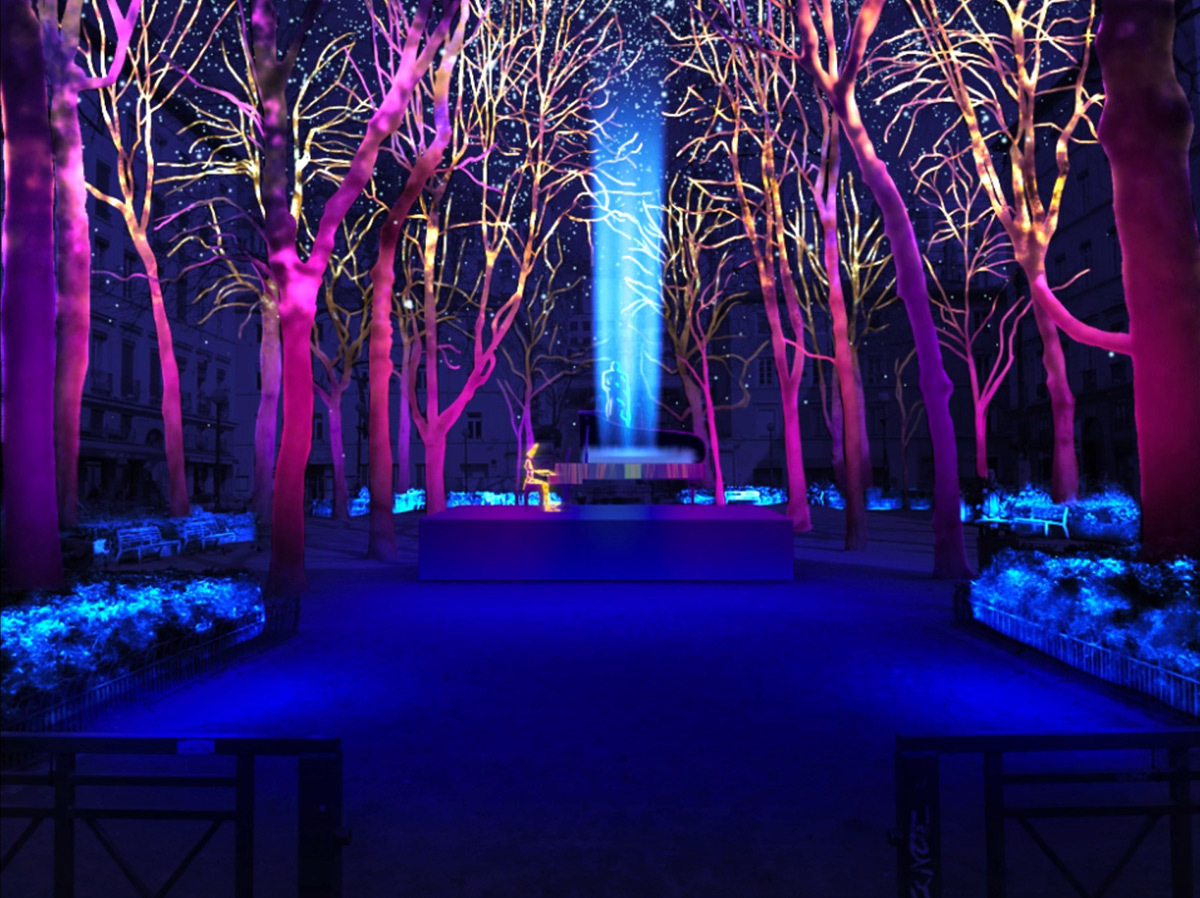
1,0,64,588
1097,0,1200,561
253,298,281,524
50,83,90,529
254,0,463,595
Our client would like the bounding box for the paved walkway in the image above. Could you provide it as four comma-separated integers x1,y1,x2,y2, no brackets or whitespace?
5,508,1193,896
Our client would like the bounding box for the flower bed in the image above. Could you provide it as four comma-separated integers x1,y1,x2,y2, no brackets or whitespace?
1,573,264,731
963,550,1199,716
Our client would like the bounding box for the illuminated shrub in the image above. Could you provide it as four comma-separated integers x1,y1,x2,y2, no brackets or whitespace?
677,485,788,506
973,484,1141,544
1,573,263,728
971,550,1199,678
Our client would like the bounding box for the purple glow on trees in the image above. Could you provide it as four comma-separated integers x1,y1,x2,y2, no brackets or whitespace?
1,0,65,589
44,0,144,529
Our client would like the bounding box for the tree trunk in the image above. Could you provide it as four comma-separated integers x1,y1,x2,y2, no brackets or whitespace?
1,0,64,588
1027,294,1079,501
974,404,989,482
780,393,812,531
424,426,448,513
133,234,189,517
679,370,715,488
1097,0,1200,560
267,273,320,598
367,275,398,561
852,353,871,487
699,353,726,504
253,300,281,524
396,367,412,493
50,81,90,529
829,368,846,491
324,387,349,522
838,101,971,578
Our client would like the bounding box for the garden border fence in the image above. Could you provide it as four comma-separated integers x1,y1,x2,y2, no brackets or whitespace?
0,731,345,897
955,586,1200,719
893,730,1199,898
3,595,299,766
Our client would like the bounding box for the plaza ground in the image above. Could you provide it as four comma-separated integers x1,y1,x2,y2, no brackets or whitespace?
3,508,1194,896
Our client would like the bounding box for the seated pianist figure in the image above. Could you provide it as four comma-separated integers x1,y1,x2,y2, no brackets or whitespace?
523,442,561,512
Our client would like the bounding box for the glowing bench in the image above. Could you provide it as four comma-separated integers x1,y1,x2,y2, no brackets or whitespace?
418,504,794,581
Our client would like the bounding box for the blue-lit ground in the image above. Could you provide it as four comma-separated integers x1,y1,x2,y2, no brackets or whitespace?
2,509,1185,897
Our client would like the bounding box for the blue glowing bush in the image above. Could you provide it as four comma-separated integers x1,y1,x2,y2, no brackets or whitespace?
677,485,788,506
1,573,264,728
971,550,1199,678
973,484,1140,543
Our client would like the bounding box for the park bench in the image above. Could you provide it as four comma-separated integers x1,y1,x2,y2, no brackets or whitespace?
179,516,237,552
1008,503,1070,538
115,525,181,562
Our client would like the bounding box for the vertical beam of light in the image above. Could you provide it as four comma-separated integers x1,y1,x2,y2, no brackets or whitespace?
592,68,664,448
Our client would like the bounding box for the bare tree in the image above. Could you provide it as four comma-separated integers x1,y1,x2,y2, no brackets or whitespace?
85,0,230,518
874,0,1120,502
918,152,1029,480
629,174,764,503
893,348,924,509
691,0,971,577
403,0,628,513
498,238,591,495
42,0,144,528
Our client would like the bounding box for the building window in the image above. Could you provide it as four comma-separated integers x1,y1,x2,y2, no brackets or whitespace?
757,357,775,387
1080,240,1093,286
94,161,112,220
121,340,135,397
466,412,483,440
1110,359,1128,384
314,415,324,441
197,359,209,392
1053,253,1066,284
1081,368,1096,391
123,252,137,299
175,279,189,321
1077,168,1090,210
150,349,162,399
1114,399,1132,427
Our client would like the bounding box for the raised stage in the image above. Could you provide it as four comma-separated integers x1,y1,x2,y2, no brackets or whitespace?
418,504,794,581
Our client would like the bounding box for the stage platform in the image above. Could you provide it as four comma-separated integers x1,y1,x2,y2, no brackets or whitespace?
418,504,794,581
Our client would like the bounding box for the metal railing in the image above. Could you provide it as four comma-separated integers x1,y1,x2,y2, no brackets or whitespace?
0,732,347,898
893,730,1199,898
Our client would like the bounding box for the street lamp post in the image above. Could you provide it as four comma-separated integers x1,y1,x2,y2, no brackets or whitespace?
210,387,229,511
766,420,776,486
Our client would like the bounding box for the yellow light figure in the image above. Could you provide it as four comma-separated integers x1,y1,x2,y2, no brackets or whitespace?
523,442,561,512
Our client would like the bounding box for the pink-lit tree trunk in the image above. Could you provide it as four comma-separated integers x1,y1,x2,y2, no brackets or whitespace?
366,34,457,559
1028,296,1079,501
314,378,349,521
50,86,91,529
396,366,413,493
1097,0,1200,561
253,0,464,595
134,237,189,517
813,120,866,549
1,0,64,589
253,297,281,524
779,0,970,575
44,0,142,528
696,350,726,505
